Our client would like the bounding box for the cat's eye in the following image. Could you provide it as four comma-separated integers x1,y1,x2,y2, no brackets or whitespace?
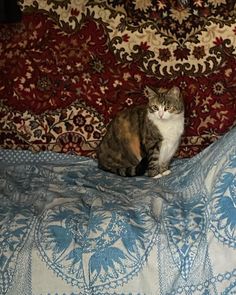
151,105,159,111
164,105,172,111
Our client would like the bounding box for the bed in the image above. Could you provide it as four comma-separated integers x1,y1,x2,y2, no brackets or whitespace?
0,127,236,295
1,0,236,294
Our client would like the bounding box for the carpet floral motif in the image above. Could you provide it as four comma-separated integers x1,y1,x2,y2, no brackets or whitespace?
0,0,236,157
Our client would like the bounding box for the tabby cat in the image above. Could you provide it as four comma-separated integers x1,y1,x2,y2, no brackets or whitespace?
96,86,184,177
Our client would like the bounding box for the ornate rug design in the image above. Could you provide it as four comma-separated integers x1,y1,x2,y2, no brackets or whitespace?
0,0,236,157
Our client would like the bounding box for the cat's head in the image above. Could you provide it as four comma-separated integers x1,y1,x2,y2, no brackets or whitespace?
144,86,184,120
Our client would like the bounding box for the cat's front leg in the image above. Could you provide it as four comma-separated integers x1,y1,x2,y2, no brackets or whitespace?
147,167,160,177
146,147,161,177
147,164,170,178
153,139,177,178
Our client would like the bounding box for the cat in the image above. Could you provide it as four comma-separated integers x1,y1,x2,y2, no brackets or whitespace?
96,86,184,178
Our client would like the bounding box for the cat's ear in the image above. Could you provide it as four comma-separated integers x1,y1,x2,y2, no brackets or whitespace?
144,86,156,100
167,86,180,98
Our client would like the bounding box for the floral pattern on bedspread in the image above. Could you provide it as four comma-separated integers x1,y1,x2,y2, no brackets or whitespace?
0,127,236,294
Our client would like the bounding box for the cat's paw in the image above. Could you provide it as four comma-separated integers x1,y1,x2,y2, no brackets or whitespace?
147,169,159,177
162,169,171,176
153,173,163,179
153,170,171,179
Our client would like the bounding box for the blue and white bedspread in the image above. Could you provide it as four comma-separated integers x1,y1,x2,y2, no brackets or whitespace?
0,127,236,295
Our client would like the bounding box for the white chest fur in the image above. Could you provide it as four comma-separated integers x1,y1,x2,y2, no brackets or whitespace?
152,114,183,138
148,112,184,139
148,111,184,165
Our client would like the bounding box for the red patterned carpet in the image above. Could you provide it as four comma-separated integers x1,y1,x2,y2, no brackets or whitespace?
0,0,236,157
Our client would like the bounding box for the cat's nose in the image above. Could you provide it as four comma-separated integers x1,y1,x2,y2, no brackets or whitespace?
159,111,164,118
